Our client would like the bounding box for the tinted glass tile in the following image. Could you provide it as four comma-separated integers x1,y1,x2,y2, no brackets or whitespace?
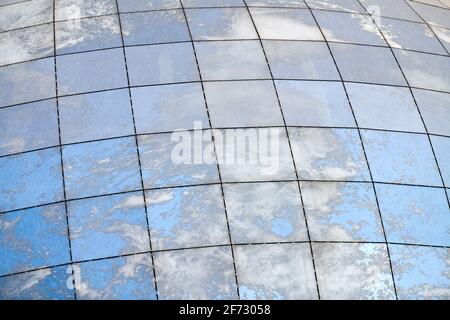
138,131,220,188
289,128,370,181
276,80,355,127
213,128,297,182
0,148,63,212
0,266,74,300
0,100,59,157
331,43,406,85
204,80,284,128
431,136,450,187
55,0,117,21
409,1,450,29
56,15,121,54
183,0,244,7
62,137,141,199
236,244,318,300
68,193,150,261
250,8,323,40
359,0,422,22
301,182,384,242
126,43,199,86
145,185,229,250
413,89,450,136
346,83,425,132
431,25,450,53
247,0,306,7
390,245,450,300
195,40,270,80
0,24,53,67
306,0,365,13
378,17,446,54
376,184,450,246
264,40,340,80
0,58,55,108
0,0,53,32
132,83,209,134
75,255,157,300
395,49,450,92
122,10,190,46
118,0,180,12
0,204,69,275
361,130,442,186
314,10,385,45
313,243,395,299
59,89,134,144
154,247,238,299
223,182,308,243
187,8,257,40
56,48,127,95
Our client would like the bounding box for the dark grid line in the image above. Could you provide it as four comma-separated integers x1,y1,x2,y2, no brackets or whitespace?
2,123,450,160
3,77,450,112
180,0,241,299
51,0,77,301
356,0,450,208
402,0,450,56
305,1,399,299
243,0,321,300
1,178,448,217
114,0,159,299
3,34,450,70
1,239,448,280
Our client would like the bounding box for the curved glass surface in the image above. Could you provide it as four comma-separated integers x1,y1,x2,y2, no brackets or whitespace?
0,0,449,300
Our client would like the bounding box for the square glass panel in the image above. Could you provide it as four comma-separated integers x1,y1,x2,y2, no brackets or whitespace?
145,185,229,250
126,43,199,86
0,100,59,157
331,43,406,85
249,8,323,40
56,48,127,95
0,204,70,275
62,137,141,199
314,10,385,45
68,192,150,261
56,15,122,54
264,40,340,80
431,25,450,53
0,266,74,300
204,80,284,128
359,0,422,22
138,131,220,188
409,1,450,29
75,255,157,300
223,182,308,243
0,24,53,67
186,8,257,40
289,127,370,181
313,243,395,299
413,89,450,136
132,83,209,134
0,0,53,32
0,148,63,212
122,10,190,45
0,58,55,108
235,244,318,299
183,0,244,7
118,0,180,12
361,130,442,186
55,0,117,21
376,184,450,246
306,0,365,13
346,83,425,132
390,245,450,300
195,40,270,80
276,80,356,127
431,136,450,187
59,89,134,144
213,128,297,182
301,182,384,241
246,0,306,7
395,49,450,92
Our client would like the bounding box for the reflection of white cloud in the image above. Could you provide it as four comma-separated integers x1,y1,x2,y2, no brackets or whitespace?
21,269,52,291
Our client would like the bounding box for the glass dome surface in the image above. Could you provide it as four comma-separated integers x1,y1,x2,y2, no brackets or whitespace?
0,0,449,300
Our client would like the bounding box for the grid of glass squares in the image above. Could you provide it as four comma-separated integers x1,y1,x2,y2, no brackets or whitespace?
0,0,449,300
